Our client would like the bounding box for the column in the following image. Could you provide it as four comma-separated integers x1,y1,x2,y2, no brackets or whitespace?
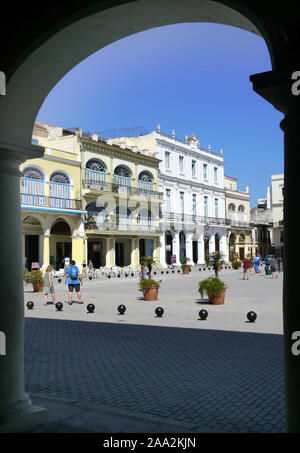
197,232,205,265
105,237,111,267
71,236,85,271
0,144,47,432
110,237,116,267
209,233,216,255
251,68,300,432
172,231,180,265
185,233,194,265
42,235,50,269
159,233,167,267
220,232,229,263
153,237,161,266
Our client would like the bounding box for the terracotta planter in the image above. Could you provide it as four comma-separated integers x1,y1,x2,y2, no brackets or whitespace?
182,267,190,274
143,285,159,301
209,285,227,305
33,281,44,292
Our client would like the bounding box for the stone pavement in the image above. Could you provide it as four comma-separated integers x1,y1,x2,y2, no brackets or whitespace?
24,267,286,433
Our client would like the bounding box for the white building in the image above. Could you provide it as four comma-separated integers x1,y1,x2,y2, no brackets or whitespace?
112,127,229,266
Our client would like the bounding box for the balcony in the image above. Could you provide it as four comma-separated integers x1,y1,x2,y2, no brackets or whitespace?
85,217,161,233
226,212,254,229
21,193,82,211
83,178,163,200
162,212,230,226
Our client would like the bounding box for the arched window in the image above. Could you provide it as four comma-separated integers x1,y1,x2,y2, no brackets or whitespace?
228,203,236,211
22,167,44,180
138,171,154,193
238,205,245,212
49,171,71,207
86,159,106,172
114,166,132,188
50,171,70,184
239,234,245,243
21,167,45,205
85,159,106,188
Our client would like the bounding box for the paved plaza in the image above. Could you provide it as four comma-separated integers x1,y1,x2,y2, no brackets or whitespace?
24,266,286,433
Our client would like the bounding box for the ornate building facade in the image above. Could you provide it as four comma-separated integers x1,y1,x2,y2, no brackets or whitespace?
21,121,162,271
112,127,229,265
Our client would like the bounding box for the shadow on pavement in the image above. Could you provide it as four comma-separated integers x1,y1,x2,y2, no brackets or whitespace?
25,317,286,433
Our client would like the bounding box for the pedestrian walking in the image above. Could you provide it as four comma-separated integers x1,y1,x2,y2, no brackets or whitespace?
264,255,272,276
82,260,87,276
43,265,56,305
252,253,261,274
277,256,282,273
270,256,278,279
242,256,251,280
65,260,83,305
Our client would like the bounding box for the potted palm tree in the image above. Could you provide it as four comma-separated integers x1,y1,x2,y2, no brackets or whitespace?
23,269,44,292
205,251,224,278
198,276,227,305
181,256,191,274
139,256,160,301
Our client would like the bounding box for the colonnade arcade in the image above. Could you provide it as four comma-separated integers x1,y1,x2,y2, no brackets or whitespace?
160,228,228,266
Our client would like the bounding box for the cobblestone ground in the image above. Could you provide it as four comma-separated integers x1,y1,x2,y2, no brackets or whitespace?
25,317,286,433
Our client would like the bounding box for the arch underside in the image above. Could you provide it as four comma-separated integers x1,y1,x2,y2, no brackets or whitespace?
0,0,272,149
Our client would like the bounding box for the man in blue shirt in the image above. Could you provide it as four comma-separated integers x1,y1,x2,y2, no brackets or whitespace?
65,260,83,305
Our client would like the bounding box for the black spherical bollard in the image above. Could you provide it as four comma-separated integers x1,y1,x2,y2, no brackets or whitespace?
178,269,180,273
125,273,128,277
247,311,257,323
87,303,95,313
131,273,134,277
199,309,208,320
55,302,63,311
155,307,164,317
154,271,156,275
107,274,111,279
117,274,121,278
166,270,169,274
118,304,126,315
172,270,174,274
89,275,92,281
161,271,164,275
58,278,61,283
27,301,34,310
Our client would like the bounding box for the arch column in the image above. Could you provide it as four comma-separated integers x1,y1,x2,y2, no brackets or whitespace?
220,232,229,263
251,69,300,432
0,143,47,432
209,233,216,255
197,232,205,265
185,233,194,265
42,235,50,268
172,231,180,265
159,233,167,267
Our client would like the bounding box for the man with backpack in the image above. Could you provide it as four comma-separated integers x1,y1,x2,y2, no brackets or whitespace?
65,260,83,305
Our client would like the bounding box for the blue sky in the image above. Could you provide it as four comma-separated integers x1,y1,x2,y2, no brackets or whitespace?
37,22,284,206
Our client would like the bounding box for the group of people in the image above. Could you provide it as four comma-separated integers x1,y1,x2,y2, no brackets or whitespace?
242,253,281,280
43,260,84,306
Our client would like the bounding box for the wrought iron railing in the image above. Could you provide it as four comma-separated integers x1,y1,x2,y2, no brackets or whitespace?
83,179,163,199
20,194,82,210
85,219,161,232
163,212,230,226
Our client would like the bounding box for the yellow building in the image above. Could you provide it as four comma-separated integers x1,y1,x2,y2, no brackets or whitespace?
80,132,162,268
225,175,257,261
21,121,86,271
21,122,163,271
